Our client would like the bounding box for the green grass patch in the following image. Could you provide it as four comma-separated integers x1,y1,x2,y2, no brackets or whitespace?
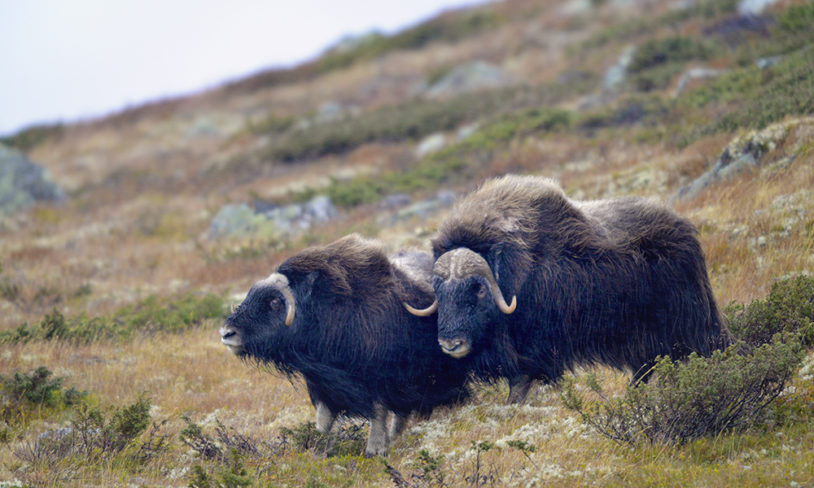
677,47,814,146
0,292,228,345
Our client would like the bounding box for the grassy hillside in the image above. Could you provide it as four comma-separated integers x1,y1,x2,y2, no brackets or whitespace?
1,0,813,486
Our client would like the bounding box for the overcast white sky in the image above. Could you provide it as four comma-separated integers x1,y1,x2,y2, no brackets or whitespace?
0,0,486,136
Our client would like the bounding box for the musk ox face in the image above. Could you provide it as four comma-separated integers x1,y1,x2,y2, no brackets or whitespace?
423,248,516,359
434,275,501,358
219,273,297,357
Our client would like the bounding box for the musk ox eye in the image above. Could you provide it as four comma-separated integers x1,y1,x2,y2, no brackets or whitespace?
476,283,488,299
270,297,282,309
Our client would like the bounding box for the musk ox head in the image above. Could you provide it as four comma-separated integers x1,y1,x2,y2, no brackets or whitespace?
405,247,515,359
219,272,299,357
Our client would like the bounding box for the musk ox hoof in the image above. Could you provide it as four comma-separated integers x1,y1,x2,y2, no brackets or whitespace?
364,445,388,458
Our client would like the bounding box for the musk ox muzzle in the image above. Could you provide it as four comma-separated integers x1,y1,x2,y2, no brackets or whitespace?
404,248,516,316
438,337,471,359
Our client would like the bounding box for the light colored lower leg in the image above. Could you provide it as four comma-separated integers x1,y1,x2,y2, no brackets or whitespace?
315,402,336,433
507,374,533,404
364,403,389,457
387,412,406,444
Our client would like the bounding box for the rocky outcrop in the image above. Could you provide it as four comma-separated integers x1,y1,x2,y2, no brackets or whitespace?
0,144,65,215
209,195,338,239
677,117,814,200
424,61,513,98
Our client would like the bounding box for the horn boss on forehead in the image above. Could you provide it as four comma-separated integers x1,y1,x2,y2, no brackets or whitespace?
434,248,516,315
263,272,296,326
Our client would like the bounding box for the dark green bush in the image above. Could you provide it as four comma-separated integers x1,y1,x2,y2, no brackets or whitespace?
562,275,814,446
0,123,63,152
2,366,64,407
561,338,805,446
726,275,814,348
676,47,814,146
628,37,713,74
16,396,152,467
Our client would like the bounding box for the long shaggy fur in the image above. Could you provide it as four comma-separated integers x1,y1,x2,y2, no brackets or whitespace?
432,175,730,384
227,234,469,419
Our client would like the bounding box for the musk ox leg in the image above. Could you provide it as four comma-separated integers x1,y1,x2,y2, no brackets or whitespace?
387,412,407,444
315,401,336,434
506,374,533,404
364,403,389,457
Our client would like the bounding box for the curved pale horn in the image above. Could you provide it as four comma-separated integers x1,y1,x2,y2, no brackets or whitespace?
403,299,438,317
488,280,516,314
264,273,297,326
280,285,296,326
436,248,517,315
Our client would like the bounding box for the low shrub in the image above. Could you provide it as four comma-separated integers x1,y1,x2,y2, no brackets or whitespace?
628,37,713,74
280,421,367,457
0,366,87,432
14,396,151,465
563,275,814,446
726,274,814,348
561,338,805,446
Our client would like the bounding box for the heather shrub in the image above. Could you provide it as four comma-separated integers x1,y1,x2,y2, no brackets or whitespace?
561,338,804,446
726,274,814,348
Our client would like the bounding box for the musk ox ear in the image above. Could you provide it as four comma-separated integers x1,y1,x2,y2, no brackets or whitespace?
294,271,319,300
487,243,532,301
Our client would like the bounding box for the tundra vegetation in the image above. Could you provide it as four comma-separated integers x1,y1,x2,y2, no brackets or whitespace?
1,0,814,486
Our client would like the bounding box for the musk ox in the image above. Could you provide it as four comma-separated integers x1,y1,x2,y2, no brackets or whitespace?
219,234,469,456
406,175,730,403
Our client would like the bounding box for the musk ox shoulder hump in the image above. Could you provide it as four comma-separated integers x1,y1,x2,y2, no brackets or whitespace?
435,175,587,254
280,233,393,297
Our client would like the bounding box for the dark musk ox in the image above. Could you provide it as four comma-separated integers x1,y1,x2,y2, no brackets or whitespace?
405,175,730,403
219,234,469,456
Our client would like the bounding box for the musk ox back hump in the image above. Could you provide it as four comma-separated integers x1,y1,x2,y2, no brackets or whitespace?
279,233,394,300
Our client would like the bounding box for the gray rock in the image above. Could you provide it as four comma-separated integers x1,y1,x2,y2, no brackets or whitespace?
381,193,411,210
0,143,65,215
755,55,781,70
380,190,457,225
209,196,338,239
456,122,480,141
603,45,636,92
424,62,513,99
415,133,446,157
676,121,793,200
738,0,777,16
209,203,275,239
673,68,726,97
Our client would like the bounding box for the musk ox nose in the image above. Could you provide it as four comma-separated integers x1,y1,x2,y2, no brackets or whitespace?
438,338,471,359
219,324,244,354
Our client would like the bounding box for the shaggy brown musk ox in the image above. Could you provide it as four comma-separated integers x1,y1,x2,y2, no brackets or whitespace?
406,175,730,403
220,234,469,456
